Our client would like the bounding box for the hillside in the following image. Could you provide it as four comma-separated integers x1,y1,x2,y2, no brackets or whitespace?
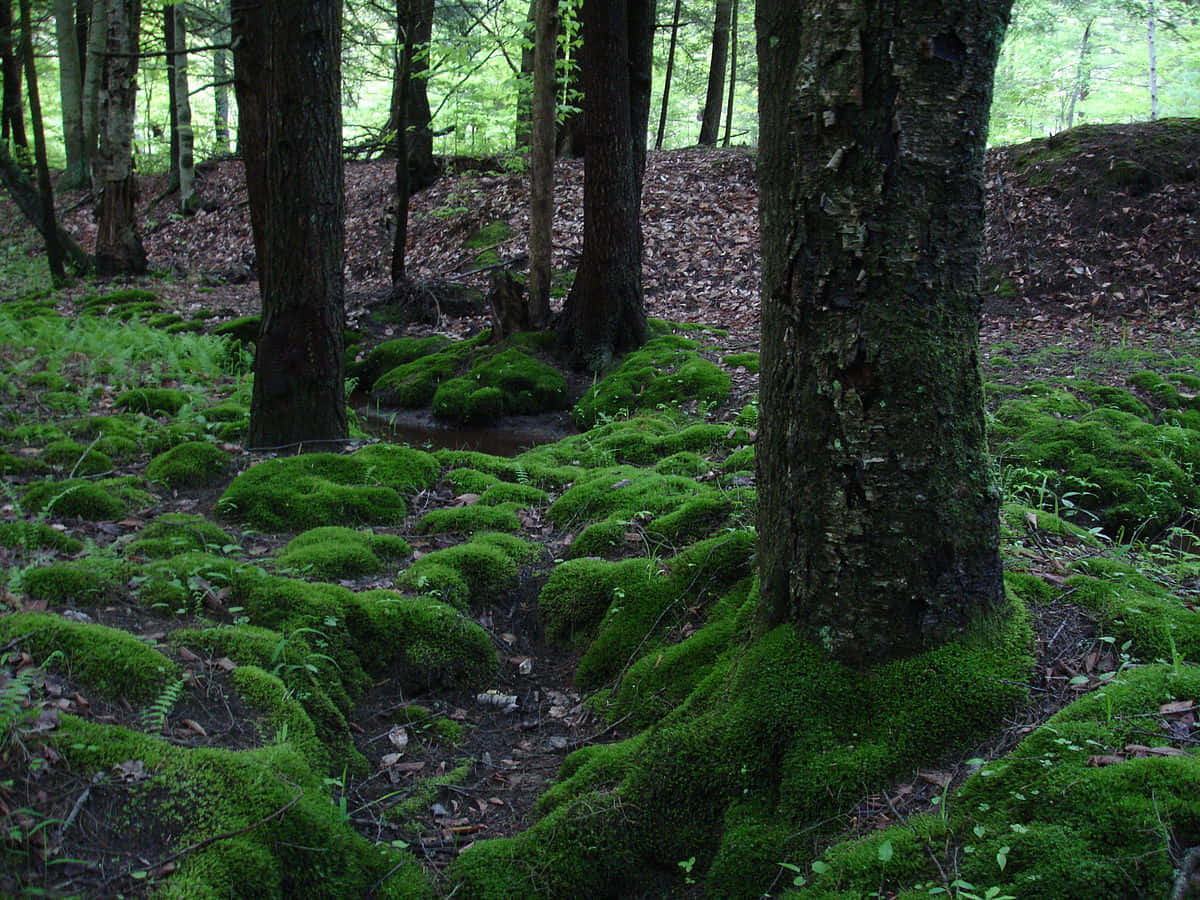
1,119,1199,899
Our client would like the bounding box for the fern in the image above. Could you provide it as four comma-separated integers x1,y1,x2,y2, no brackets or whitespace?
140,677,186,734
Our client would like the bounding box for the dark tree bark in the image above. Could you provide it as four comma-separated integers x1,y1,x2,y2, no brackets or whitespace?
164,4,180,189
527,0,558,327
94,0,146,277
721,0,738,147
212,0,230,154
384,0,437,191
756,0,1013,666
19,0,65,282
515,0,536,150
0,0,26,148
0,140,91,271
557,0,654,370
81,0,105,168
697,0,730,146
233,0,347,449
654,0,681,150
390,3,413,284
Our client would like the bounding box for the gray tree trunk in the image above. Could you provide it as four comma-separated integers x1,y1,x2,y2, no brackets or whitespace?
1147,0,1158,120
654,0,681,150
94,0,145,276
721,0,738,146
212,0,230,154
81,0,106,173
54,0,87,187
756,0,1012,665
697,0,730,146
1065,19,1093,130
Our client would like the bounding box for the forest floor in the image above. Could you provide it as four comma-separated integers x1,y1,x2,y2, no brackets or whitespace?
1,118,1199,897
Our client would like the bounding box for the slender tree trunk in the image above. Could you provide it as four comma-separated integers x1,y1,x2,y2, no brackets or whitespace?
515,0,536,150
756,0,1012,665
165,4,179,189
212,0,230,154
390,13,412,284
54,0,87,187
528,0,558,327
1065,18,1093,130
385,0,436,190
233,0,347,448
19,0,65,282
0,0,26,148
0,141,91,270
170,5,197,212
654,0,681,150
81,0,105,171
721,0,738,147
1147,0,1158,120
94,0,146,276
558,0,654,369
697,0,730,146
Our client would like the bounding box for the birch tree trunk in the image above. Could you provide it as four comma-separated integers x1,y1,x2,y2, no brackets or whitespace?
1147,0,1158,120
94,0,145,276
756,0,1012,665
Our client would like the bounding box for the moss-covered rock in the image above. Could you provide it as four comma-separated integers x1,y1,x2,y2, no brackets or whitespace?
41,438,113,475
20,557,127,604
22,478,127,520
396,536,522,608
212,315,262,344
0,520,83,553
351,335,451,385
216,445,439,531
230,664,328,772
417,502,523,535
135,551,258,613
146,440,232,489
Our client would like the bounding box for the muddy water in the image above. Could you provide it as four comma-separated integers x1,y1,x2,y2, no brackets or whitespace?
357,406,576,457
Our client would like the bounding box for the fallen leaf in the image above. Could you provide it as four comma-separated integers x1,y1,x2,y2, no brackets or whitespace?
387,725,409,751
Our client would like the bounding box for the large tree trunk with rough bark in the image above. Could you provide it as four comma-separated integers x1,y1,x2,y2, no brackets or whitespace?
756,0,1012,666
697,0,730,146
54,0,87,187
233,0,346,449
557,0,654,370
94,0,145,276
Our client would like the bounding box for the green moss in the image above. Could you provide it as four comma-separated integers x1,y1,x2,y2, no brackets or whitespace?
471,531,544,565
146,440,231,488
126,512,238,559
446,467,502,494
41,390,87,413
216,445,438,531
47,716,433,899
41,439,113,475
116,387,190,415
231,664,328,772
371,337,485,406
397,539,519,608
395,561,470,607
20,557,127,604
573,337,731,428
394,706,467,746
212,315,261,344
722,351,760,373
23,478,127,519
565,520,628,559
478,481,548,506
417,502,522,535
352,335,450,384
721,444,754,472
275,526,411,580
432,378,507,422
538,557,664,646
0,520,83,553
386,759,474,821
0,611,180,703
654,451,708,477
135,551,258,613
468,348,568,416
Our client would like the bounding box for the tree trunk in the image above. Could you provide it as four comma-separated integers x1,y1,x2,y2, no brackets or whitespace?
528,0,558,327
212,0,230,154
0,140,91,271
756,0,1012,666
557,0,654,370
164,4,179,189
1147,0,1158,120
385,0,436,190
1064,18,1093,131
515,0,536,150
0,0,26,148
654,0,681,150
170,5,197,213
233,0,347,449
697,0,730,146
94,0,145,277
54,0,87,187
390,7,413,284
721,0,738,147
81,0,105,169
19,0,65,282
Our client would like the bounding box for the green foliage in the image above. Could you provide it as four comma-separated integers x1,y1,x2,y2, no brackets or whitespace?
116,387,191,415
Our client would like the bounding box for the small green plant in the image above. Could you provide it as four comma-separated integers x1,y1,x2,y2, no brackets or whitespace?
140,676,186,734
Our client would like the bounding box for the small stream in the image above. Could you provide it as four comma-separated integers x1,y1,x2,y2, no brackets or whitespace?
357,405,576,457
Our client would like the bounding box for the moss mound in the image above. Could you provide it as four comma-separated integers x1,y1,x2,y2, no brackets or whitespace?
572,336,731,428
22,478,128,520
0,520,83,553
396,534,532,608
41,438,113,475
126,512,238,559
20,557,127,604
116,387,190,415
275,526,412,580
146,440,232,488
216,444,439,531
